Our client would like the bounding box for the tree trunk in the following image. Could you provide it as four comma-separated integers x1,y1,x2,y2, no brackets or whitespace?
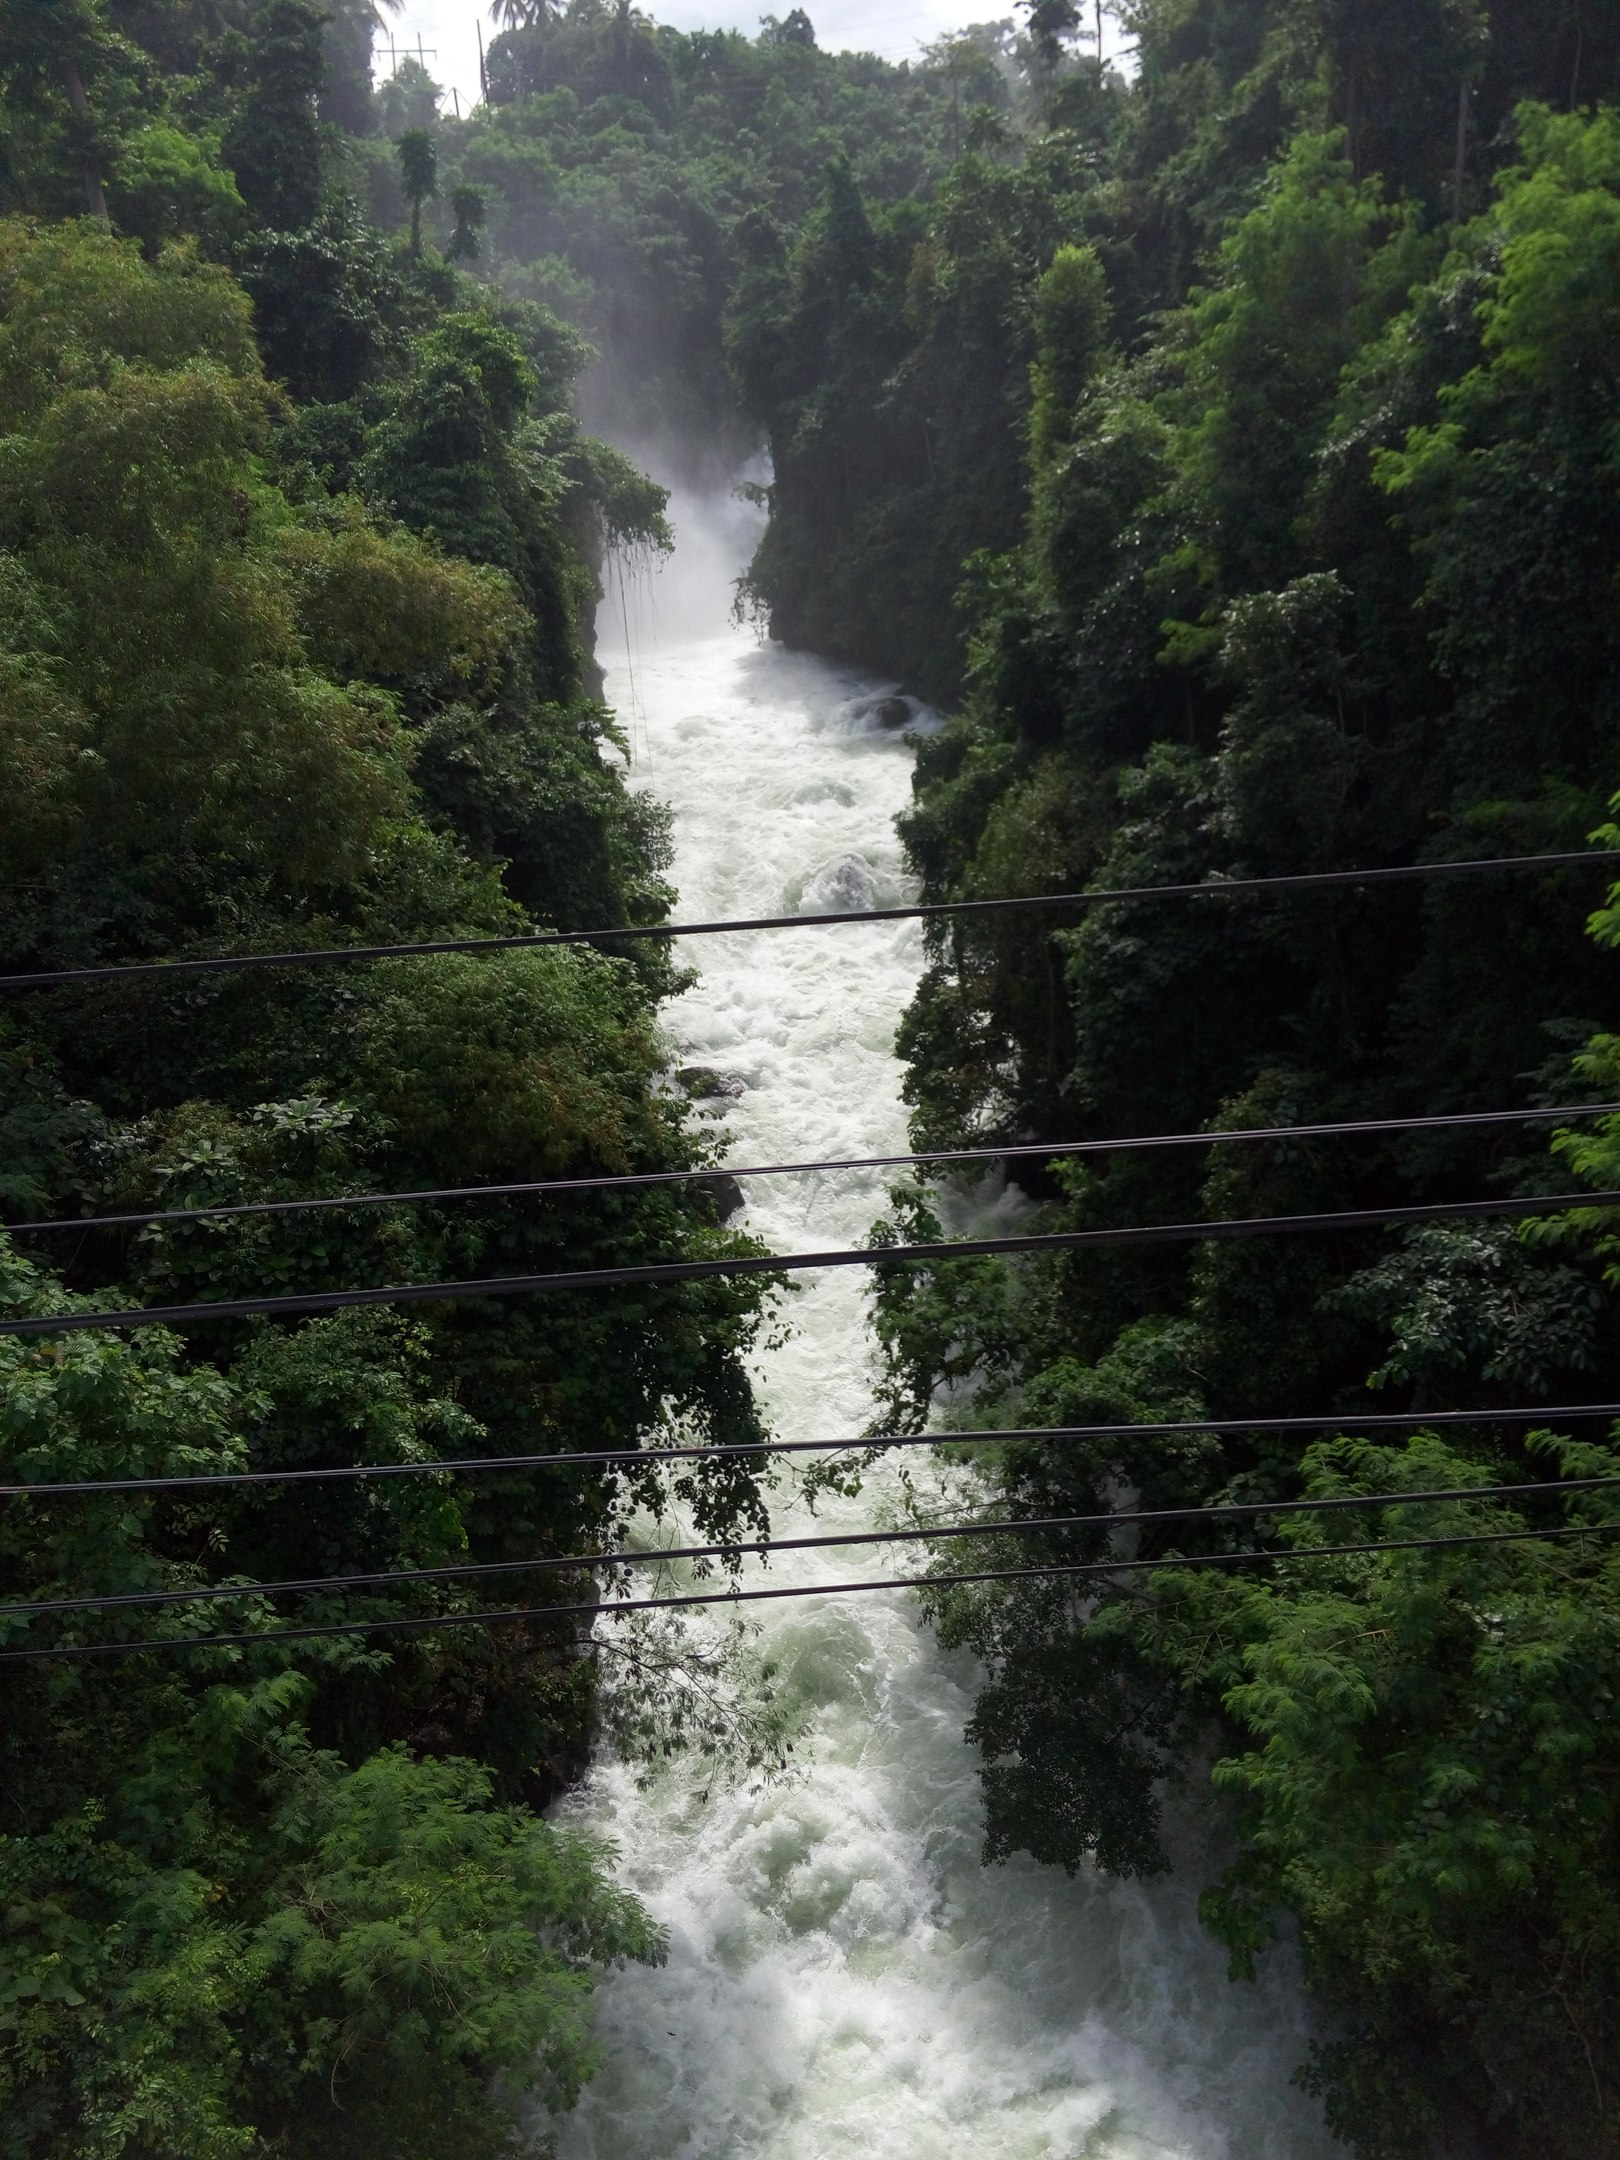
1452,76,1468,223
61,58,110,223
410,197,422,255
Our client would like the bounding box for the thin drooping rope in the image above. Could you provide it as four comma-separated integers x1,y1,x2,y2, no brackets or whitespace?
6,1520,1616,1663
9,1473,1618,1620
8,1102,1609,1239
6,1402,1618,1502
5,1185,1614,1338
3,848,1613,993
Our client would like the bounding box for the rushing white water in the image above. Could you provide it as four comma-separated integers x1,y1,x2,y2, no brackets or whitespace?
549,488,1335,2160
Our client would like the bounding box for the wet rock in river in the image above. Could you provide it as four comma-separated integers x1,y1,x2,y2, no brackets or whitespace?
798,852,878,914
690,1172,746,1225
677,1066,747,1099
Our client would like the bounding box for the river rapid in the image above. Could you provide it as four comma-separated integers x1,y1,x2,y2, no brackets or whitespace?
548,488,1335,2160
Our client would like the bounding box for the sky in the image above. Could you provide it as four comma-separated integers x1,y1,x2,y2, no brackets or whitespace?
378,2,1122,124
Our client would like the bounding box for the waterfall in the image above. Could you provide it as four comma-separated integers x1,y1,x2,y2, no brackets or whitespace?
546,485,1334,2160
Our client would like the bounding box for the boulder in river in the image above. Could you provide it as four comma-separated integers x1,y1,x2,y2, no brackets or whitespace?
677,1066,747,1100
843,688,921,733
690,1172,746,1225
798,851,878,914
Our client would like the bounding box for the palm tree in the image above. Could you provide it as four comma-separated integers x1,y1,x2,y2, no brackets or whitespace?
354,0,403,34
395,127,438,256
487,0,557,32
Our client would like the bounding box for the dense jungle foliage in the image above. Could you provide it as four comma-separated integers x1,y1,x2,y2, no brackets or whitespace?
8,0,1620,2153
0,2,799,2150
745,6,1620,2156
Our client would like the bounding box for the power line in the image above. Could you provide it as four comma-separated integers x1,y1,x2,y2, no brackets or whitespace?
5,1185,1615,1339
6,1402,1618,1502
11,1473,1619,1620
8,1519,1617,1664
9,1102,1611,1240
3,848,1612,994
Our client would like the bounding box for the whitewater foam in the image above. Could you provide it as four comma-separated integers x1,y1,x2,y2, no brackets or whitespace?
546,490,1334,2160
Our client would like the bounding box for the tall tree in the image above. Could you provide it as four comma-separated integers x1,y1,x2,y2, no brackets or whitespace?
447,181,487,259
0,0,112,217
487,0,556,31
1021,0,1080,97
319,0,404,132
221,0,326,231
396,124,439,255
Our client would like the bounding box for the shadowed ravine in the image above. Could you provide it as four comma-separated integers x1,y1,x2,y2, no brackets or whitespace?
543,486,1336,2160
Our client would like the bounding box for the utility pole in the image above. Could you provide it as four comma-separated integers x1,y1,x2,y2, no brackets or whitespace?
403,36,438,85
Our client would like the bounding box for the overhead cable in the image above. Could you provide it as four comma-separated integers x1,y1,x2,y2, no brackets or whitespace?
2,848,1613,994
7,1519,1618,1663
8,1101,1612,1239
6,1401,1619,1502
10,1472,1619,1620
4,1185,1615,1339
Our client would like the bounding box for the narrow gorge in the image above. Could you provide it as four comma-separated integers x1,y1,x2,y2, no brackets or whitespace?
548,492,1336,2160
5,8,1620,2151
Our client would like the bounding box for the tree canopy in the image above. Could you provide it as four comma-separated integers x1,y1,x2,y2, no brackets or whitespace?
6,0,1620,2151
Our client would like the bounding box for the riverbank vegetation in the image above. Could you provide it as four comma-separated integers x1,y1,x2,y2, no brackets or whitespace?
814,11,1620,2156
468,1,1620,2148
0,6,783,2149
6,0,1620,2151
